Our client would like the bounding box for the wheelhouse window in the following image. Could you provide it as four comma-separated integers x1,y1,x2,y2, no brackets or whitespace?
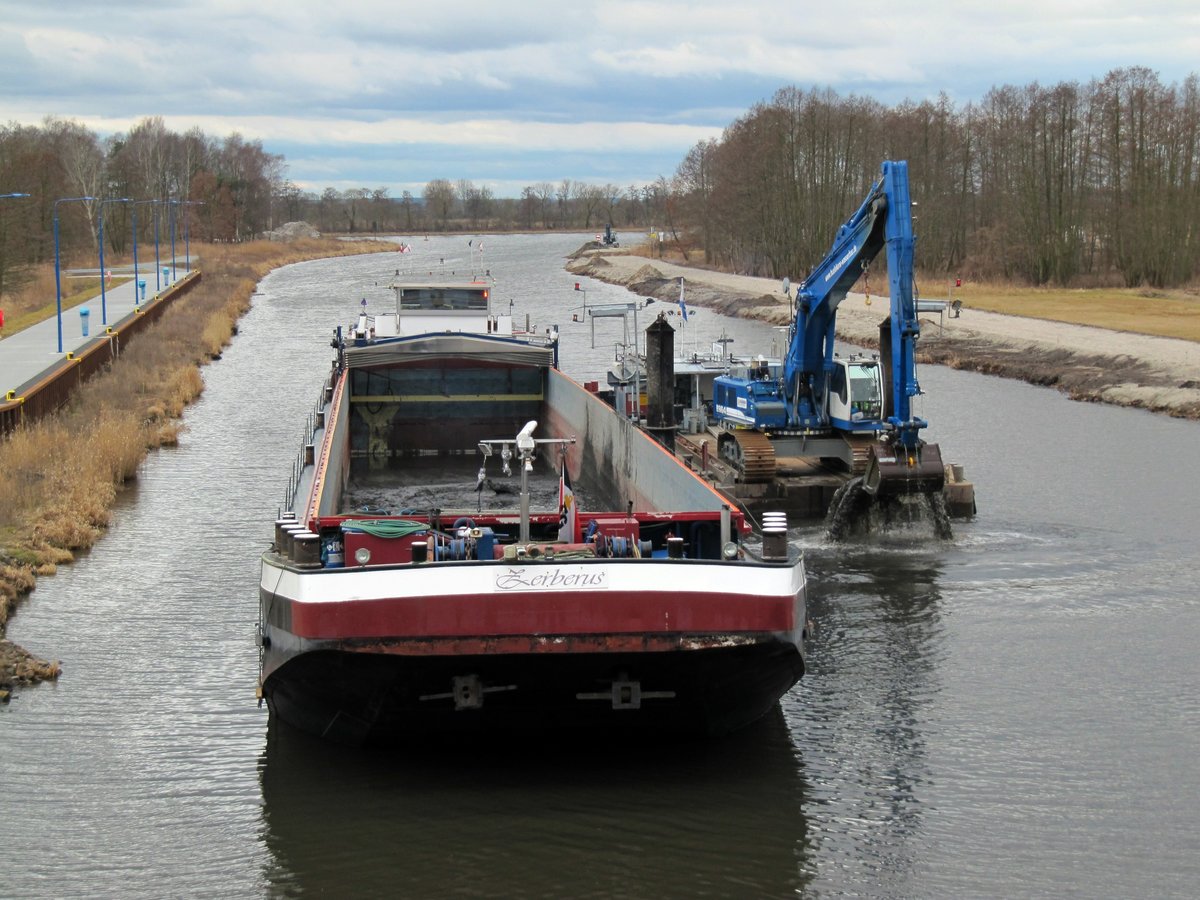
399,287,490,311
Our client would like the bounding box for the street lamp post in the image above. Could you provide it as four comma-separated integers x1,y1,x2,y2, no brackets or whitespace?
153,201,162,292
54,196,97,354
130,199,158,304
160,199,175,286
98,197,132,326
180,200,204,272
168,199,179,284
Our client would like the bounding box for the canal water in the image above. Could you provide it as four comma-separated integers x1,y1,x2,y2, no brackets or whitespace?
3,234,1198,897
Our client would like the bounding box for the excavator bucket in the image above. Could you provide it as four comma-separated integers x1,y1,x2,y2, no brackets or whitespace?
862,441,945,498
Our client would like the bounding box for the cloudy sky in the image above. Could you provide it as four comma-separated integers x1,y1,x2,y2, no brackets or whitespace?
2,1,1197,197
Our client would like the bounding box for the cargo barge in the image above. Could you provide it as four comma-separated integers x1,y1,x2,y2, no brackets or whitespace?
257,274,808,745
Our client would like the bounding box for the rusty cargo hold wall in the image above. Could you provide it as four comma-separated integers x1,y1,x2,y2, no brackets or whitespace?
0,271,201,437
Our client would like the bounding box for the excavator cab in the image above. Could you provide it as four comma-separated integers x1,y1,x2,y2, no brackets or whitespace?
827,356,884,432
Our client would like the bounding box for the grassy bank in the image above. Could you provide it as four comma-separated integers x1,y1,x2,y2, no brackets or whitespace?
950,282,1200,343
627,244,1200,343
0,238,393,698
0,271,132,337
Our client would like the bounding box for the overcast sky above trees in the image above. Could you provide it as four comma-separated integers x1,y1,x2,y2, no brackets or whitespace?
1,0,1197,197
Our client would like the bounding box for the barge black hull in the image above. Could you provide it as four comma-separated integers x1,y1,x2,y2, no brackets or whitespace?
263,643,805,746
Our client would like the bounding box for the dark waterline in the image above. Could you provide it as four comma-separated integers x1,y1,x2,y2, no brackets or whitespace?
3,234,1198,897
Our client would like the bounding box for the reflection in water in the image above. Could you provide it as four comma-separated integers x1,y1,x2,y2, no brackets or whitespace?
789,539,944,890
5,237,1197,897
260,708,811,898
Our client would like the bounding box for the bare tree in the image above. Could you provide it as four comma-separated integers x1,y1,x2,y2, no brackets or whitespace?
190,170,237,241
342,188,370,233
622,185,644,227
1095,68,1200,286
459,181,493,228
534,182,555,228
47,117,104,250
676,140,718,262
423,179,456,229
556,179,575,227
577,184,605,229
216,133,282,239
519,186,538,229
401,190,416,231
367,188,391,233
455,179,475,221
276,181,304,223
601,183,623,228
0,123,48,292
120,116,176,206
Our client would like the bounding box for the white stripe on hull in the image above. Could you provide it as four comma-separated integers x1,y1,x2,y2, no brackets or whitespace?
262,556,805,606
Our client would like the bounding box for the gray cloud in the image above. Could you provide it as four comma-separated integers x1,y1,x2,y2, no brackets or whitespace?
2,0,1197,192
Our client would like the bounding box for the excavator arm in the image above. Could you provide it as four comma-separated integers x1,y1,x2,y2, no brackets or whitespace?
783,173,890,428
877,160,925,451
790,160,943,497
863,161,942,496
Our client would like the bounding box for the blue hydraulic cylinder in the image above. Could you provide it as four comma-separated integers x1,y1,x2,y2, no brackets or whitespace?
880,160,925,450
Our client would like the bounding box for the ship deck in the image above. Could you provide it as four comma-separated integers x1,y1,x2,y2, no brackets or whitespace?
342,454,583,520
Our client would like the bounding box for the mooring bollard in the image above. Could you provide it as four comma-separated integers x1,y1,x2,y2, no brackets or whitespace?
761,511,789,560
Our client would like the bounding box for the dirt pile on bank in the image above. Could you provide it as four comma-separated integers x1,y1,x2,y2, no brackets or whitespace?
264,221,321,241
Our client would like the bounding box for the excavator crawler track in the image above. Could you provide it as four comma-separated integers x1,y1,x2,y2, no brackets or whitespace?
718,430,777,483
844,434,877,475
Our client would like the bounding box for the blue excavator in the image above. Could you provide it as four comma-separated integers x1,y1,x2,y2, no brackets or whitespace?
712,159,945,502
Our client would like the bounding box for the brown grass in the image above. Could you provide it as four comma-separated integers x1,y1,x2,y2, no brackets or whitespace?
0,266,133,337
944,281,1200,342
0,237,393,689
